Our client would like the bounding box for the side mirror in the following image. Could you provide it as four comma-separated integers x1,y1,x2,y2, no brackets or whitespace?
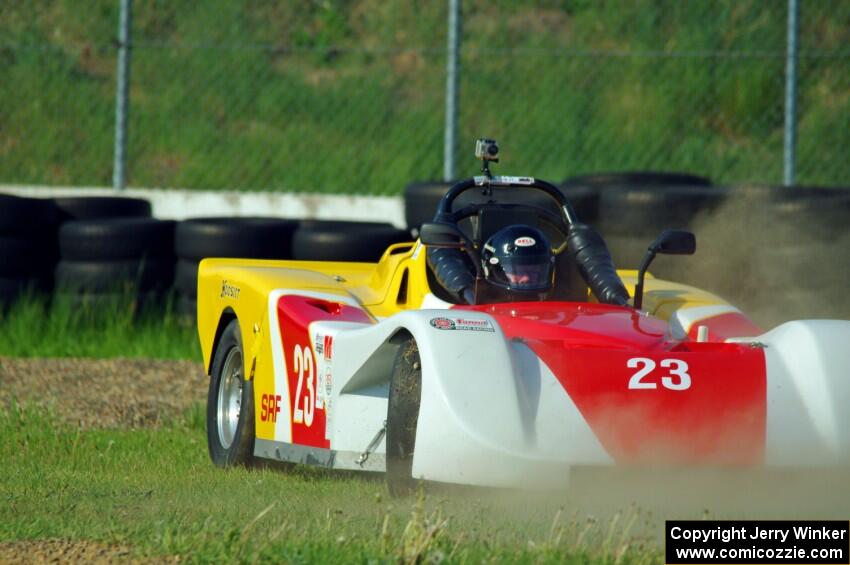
650,229,696,255
634,229,696,310
419,222,465,248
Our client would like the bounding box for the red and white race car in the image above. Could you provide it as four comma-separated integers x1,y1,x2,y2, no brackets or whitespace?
197,155,850,494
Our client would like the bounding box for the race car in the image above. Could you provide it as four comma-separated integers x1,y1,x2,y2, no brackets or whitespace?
196,144,850,493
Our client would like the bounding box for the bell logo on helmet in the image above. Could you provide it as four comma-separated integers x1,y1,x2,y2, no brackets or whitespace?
514,237,536,247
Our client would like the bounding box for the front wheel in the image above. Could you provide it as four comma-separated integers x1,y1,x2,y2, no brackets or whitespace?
207,318,255,467
386,338,422,496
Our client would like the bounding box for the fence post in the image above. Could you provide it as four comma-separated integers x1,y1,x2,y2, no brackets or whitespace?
783,0,799,186
443,0,461,182
113,0,132,190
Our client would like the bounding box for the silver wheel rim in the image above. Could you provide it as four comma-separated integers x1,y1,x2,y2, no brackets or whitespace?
217,347,243,450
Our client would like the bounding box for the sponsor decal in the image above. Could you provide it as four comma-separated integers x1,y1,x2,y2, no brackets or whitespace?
221,280,241,299
430,317,456,330
325,367,333,397
314,334,324,356
260,393,282,422
514,236,536,247
489,256,499,264
430,316,495,332
323,335,333,361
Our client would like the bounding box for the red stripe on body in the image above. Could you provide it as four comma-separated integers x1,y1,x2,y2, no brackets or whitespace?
277,295,371,448
459,302,767,465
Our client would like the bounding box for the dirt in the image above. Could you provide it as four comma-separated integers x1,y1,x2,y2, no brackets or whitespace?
0,539,179,564
0,357,207,429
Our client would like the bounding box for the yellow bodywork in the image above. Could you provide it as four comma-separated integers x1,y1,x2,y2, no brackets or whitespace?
197,240,732,440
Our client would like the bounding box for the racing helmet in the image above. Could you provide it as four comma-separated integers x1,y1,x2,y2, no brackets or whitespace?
480,225,555,293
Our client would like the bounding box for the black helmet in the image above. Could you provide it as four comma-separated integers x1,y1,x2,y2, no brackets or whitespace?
480,225,555,293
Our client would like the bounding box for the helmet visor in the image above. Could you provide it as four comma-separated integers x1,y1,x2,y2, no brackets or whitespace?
491,255,553,291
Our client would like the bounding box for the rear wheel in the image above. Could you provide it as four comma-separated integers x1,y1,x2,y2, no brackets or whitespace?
386,338,422,496
207,319,255,467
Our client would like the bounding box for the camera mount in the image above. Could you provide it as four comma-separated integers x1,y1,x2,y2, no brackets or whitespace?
474,138,499,178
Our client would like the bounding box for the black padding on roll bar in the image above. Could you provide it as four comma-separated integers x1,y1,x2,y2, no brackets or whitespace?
567,223,630,306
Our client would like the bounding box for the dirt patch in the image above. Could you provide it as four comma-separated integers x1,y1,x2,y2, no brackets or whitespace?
0,539,179,564
0,357,207,429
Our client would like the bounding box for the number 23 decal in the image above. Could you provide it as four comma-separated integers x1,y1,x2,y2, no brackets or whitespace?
627,357,691,390
292,343,327,427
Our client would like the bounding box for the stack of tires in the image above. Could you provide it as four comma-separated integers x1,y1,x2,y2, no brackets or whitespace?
174,218,300,316
54,197,175,307
173,217,412,317
0,194,60,307
565,172,723,277
293,220,412,262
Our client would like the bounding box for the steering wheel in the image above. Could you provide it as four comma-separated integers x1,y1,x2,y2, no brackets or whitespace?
432,176,579,255
424,175,631,308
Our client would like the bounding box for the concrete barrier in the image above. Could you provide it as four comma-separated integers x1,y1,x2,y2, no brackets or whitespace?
1,185,405,228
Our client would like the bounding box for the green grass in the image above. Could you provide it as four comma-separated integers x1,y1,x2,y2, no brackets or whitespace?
0,292,199,360
0,1,847,193
0,403,661,563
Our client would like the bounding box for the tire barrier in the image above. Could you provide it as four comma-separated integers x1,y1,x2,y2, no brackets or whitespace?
59,218,177,261
404,181,455,232
596,184,729,271
175,217,300,262
55,258,176,293
0,194,60,306
292,220,412,262
174,258,200,298
173,217,300,317
561,171,712,189
0,194,60,233
52,196,152,221
3,182,848,331
55,218,176,303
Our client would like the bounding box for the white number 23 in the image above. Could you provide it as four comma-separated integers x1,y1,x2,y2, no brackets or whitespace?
627,358,691,391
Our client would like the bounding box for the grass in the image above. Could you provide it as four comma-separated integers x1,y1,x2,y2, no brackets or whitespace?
0,291,199,360
0,1,847,193
0,403,661,564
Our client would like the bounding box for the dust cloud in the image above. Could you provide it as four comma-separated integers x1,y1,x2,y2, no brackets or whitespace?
655,186,850,330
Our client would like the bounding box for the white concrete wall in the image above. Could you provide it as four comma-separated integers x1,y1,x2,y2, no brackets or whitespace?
1,185,405,228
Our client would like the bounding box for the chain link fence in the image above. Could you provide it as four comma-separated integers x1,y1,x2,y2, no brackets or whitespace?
1,1,847,195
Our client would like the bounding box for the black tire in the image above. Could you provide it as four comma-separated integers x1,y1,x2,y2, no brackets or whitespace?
562,171,713,188
58,218,176,261
0,194,59,235
293,221,412,262
0,277,27,306
207,319,255,467
728,185,850,242
175,258,200,297
176,292,197,318
0,276,51,307
0,236,57,277
52,196,151,221
176,217,299,261
55,258,175,293
557,184,600,224
386,338,422,496
56,290,169,311
598,185,728,237
404,181,456,231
